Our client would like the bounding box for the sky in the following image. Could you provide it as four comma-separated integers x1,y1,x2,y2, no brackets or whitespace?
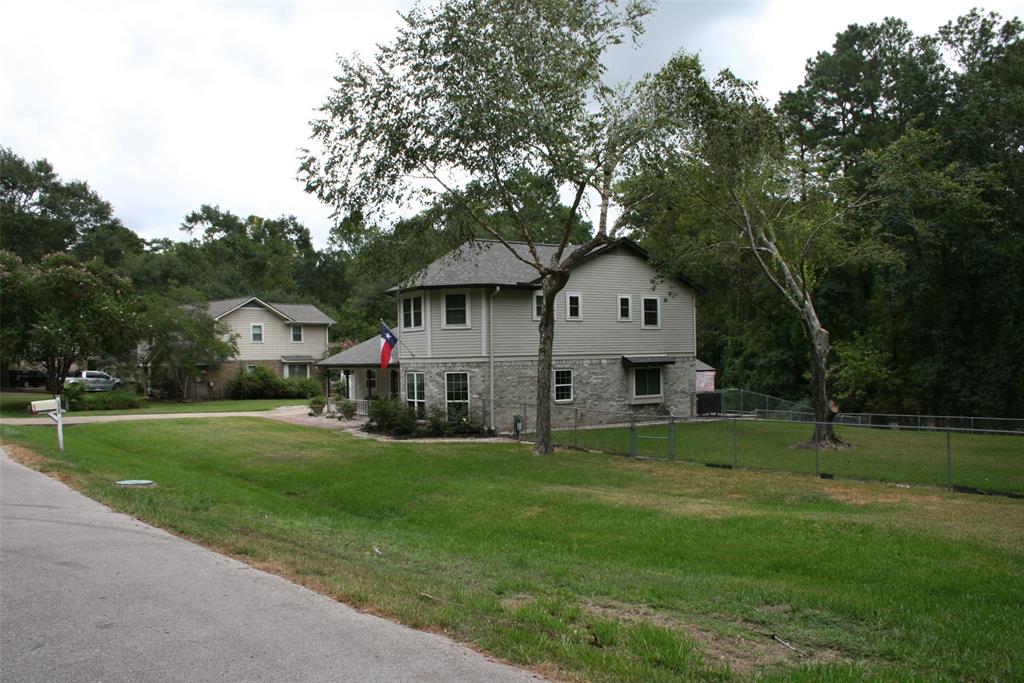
2,0,1021,249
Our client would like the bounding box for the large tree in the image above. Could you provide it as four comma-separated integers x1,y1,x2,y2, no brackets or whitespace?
301,0,676,453
0,252,140,393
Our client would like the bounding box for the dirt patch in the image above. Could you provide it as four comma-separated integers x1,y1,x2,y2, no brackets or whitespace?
3,442,48,469
543,485,746,519
582,600,847,675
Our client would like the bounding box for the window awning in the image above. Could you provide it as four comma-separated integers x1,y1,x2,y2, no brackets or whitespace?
621,355,676,367
281,355,317,363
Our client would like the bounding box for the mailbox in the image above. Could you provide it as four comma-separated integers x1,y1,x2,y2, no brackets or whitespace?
30,399,59,414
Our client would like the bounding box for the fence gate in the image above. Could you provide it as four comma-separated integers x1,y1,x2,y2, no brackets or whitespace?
631,416,677,460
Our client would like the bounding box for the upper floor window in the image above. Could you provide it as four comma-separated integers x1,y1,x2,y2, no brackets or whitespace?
402,296,423,329
291,324,303,342
566,293,582,321
618,295,632,321
533,292,543,320
251,324,263,343
642,297,660,328
443,292,469,327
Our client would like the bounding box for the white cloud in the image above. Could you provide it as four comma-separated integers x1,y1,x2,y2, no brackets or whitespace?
2,0,1020,248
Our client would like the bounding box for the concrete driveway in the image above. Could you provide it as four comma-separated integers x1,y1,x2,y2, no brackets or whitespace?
0,450,543,682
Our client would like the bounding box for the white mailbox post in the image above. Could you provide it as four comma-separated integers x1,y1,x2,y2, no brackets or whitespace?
30,397,64,452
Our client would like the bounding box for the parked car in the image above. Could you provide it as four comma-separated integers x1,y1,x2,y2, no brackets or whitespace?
65,371,122,392
8,369,47,388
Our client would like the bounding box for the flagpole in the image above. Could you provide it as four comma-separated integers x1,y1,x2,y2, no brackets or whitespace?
380,319,416,358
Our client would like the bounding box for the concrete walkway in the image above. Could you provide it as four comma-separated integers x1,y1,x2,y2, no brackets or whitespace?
0,450,543,682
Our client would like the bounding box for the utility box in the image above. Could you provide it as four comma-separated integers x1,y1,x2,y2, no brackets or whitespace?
30,399,59,414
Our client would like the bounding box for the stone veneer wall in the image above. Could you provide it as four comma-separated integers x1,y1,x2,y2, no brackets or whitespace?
400,356,695,432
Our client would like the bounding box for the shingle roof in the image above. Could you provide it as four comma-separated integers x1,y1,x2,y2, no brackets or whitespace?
387,241,582,294
206,297,335,324
318,336,388,368
388,239,701,294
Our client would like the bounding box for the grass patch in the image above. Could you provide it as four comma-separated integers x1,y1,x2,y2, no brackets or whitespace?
2,419,1022,681
0,390,304,418
547,419,1024,495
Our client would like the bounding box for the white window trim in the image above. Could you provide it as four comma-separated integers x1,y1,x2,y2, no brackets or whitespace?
553,368,574,403
565,292,582,321
246,364,258,373
250,323,264,343
617,294,633,322
531,291,543,321
401,295,424,331
291,324,303,343
406,371,426,415
286,363,310,379
444,371,470,420
442,290,472,329
631,367,664,404
641,296,661,329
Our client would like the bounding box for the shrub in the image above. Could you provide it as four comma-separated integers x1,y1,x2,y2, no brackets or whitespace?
61,383,141,411
60,381,87,410
282,377,322,399
367,398,418,436
226,366,282,399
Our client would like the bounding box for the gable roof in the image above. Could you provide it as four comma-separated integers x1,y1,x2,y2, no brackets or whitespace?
206,297,335,324
318,335,388,368
387,238,701,294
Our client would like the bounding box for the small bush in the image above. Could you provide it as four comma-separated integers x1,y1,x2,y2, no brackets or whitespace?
282,377,322,399
61,383,141,411
367,398,418,436
61,382,87,410
366,399,491,438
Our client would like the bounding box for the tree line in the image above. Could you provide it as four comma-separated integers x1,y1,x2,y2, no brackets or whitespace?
1,3,1019,425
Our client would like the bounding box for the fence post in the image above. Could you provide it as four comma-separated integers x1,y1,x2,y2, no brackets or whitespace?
574,407,579,449
946,430,952,489
668,416,676,460
522,402,528,434
815,435,820,477
630,414,637,457
731,417,738,468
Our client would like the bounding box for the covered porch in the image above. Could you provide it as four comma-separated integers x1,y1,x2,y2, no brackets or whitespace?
319,336,400,415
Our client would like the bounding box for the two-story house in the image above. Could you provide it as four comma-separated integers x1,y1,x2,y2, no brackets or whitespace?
321,239,699,429
203,297,334,396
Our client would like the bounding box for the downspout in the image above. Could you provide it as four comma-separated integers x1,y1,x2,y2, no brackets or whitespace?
489,286,501,430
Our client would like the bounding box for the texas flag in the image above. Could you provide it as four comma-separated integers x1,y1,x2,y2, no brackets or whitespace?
380,322,398,369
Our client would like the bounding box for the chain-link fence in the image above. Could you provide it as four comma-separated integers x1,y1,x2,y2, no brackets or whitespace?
483,397,1023,497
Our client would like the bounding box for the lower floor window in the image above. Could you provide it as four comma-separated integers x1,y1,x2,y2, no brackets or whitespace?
246,364,258,373
390,369,400,398
366,369,377,398
406,372,425,417
554,369,573,402
285,363,309,379
634,367,662,398
445,372,469,420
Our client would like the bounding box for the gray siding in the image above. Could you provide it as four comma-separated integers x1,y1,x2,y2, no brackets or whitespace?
425,288,485,360
492,249,695,358
222,308,330,361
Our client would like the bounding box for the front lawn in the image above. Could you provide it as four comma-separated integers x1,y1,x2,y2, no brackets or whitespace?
2,419,1022,681
0,391,304,418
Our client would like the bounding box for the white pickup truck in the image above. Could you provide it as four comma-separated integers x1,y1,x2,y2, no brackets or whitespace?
64,371,122,392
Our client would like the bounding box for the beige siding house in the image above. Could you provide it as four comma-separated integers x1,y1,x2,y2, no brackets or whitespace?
321,239,700,429
204,297,334,397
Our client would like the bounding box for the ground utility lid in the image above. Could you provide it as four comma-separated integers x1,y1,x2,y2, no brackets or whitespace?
114,479,155,486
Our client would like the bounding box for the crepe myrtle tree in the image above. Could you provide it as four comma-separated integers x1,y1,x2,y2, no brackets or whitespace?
301,0,685,454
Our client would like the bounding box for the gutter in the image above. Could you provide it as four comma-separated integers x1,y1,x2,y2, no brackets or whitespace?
489,285,501,430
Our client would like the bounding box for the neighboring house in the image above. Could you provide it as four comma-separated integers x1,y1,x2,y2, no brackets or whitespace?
203,297,335,397
321,239,700,429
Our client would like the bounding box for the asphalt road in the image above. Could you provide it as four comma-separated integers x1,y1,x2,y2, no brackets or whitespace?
0,450,542,682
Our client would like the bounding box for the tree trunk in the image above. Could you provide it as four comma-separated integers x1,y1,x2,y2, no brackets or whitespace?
533,270,570,455
805,325,847,448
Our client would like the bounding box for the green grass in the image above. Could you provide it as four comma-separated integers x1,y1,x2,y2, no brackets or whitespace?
544,419,1024,495
2,419,1022,681
0,391,304,418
